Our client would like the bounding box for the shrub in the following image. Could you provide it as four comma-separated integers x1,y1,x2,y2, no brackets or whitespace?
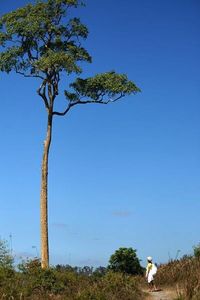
75,271,143,300
108,247,143,275
0,239,14,269
193,243,200,259
0,241,145,299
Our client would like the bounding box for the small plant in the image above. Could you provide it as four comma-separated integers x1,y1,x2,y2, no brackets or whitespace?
0,239,14,270
193,243,200,259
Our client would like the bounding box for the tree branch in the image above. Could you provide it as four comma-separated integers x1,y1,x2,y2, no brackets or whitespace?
37,82,49,110
52,94,124,117
15,69,44,80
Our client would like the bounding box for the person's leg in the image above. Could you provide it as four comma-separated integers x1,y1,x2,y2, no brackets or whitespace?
152,280,157,291
149,281,154,292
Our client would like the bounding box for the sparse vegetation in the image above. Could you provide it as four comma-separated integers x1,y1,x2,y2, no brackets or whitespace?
0,264,144,299
1,239,200,299
0,240,144,299
193,243,200,259
155,245,200,300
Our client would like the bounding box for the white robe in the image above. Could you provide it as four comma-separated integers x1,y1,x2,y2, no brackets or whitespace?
147,269,154,283
146,263,157,283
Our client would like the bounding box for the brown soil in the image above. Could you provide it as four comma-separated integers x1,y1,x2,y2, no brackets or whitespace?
145,289,177,300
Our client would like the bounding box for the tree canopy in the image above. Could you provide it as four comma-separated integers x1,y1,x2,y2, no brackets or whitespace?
108,247,143,275
0,0,140,112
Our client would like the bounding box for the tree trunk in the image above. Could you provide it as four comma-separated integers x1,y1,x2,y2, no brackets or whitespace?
40,112,53,268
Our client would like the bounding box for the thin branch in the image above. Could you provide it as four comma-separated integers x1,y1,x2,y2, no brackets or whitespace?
15,69,44,80
52,94,125,117
53,103,71,116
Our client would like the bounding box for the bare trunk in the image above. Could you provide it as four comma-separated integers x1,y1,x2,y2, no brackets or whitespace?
40,112,53,268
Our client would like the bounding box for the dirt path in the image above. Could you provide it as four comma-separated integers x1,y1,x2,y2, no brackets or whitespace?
145,289,177,300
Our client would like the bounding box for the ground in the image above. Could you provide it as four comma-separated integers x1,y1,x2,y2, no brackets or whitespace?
145,289,177,300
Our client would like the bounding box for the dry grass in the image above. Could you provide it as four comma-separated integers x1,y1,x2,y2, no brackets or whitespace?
0,267,145,300
155,256,200,300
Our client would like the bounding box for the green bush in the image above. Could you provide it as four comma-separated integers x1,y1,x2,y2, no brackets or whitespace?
108,247,144,275
0,240,145,299
193,243,200,259
0,239,14,269
74,272,143,300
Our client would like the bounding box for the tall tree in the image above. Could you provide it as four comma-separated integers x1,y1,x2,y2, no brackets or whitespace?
0,0,140,268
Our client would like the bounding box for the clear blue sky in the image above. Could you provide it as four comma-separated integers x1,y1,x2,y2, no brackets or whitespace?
0,0,200,267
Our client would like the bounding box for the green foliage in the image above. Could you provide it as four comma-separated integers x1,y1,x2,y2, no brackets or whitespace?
0,0,140,110
0,239,13,270
0,0,90,74
0,245,144,299
193,243,200,258
0,240,17,298
18,258,68,296
75,272,143,300
69,71,140,102
0,258,144,299
108,247,143,275
93,266,107,278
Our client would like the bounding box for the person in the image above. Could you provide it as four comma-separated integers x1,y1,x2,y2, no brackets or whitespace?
145,256,157,292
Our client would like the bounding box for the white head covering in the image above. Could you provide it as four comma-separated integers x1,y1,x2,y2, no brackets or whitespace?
147,256,152,262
